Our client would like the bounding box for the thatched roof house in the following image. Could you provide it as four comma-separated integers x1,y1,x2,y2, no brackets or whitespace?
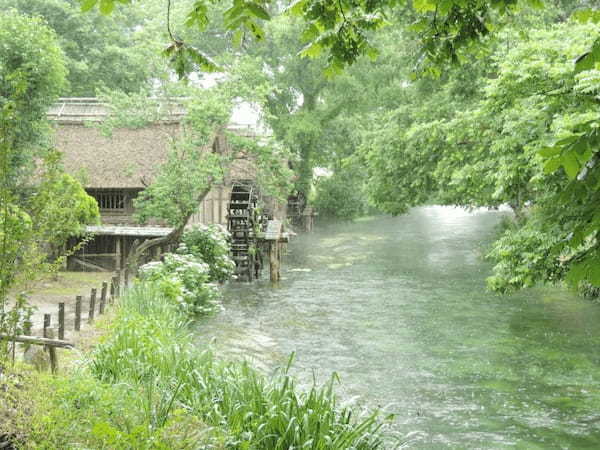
48,97,264,271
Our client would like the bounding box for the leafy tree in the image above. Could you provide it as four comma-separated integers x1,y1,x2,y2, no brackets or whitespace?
77,0,564,75
0,12,99,352
1,0,157,96
313,163,370,220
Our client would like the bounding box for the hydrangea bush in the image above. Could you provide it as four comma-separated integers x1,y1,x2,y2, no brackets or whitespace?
139,254,221,315
138,225,234,315
179,224,235,283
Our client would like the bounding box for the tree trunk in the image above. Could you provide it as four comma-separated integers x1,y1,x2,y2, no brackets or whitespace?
126,184,214,273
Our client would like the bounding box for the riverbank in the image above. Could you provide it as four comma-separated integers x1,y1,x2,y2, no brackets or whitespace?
1,280,386,448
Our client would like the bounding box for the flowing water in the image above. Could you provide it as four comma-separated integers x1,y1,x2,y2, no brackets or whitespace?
194,206,600,448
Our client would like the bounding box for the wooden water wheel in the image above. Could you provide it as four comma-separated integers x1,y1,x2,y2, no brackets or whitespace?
227,181,262,281
287,190,306,227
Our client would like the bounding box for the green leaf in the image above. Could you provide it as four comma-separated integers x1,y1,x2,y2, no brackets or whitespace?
185,46,222,72
99,0,115,15
538,146,561,158
285,0,309,16
80,0,98,12
413,0,437,13
572,8,600,24
575,38,600,74
526,0,544,9
543,157,562,174
246,2,270,21
562,152,580,179
246,21,265,40
366,45,380,62
232,29,244,48
299,41,323,58
185,2,209,31
566,261,587,286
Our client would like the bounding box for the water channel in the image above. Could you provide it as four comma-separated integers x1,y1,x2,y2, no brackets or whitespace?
194,206,600,448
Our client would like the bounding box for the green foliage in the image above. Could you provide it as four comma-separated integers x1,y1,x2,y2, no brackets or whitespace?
0,10,67,179
30,150,100,248
486,218,564,293
132,89,232,228
180,224,235,282
351,16,600,293
314,166,370,220
97,83,293,231
139,256,221,315
1,0,156,96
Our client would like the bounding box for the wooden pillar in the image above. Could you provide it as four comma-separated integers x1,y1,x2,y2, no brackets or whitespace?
269,241,280,282
99,281,107,314
115,236,121,273
88,288,96,324
58,303,65,340
74,296,82,331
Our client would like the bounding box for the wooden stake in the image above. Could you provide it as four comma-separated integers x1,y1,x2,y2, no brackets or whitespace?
99,281,107,314
58,303,65,340
88,288,97,324
43,314,51,339
45,329,58,374
110,276,118,303
75,296,82,331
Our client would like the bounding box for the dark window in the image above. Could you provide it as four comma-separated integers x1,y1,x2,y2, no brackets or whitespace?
89,190,126,210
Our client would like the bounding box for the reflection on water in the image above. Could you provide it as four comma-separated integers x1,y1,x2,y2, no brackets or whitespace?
194,206,600,448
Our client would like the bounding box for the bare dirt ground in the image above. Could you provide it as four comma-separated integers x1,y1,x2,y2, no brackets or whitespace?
17,271,113,340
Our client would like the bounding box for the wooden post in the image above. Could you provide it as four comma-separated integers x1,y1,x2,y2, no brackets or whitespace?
42,314,57,373
88,288,97,324
58,303,65,340
269,241,280,282
99,281,107,314
45,329,58,374
115,236,121,273
43,314,51,339
74,296,82,331
111,275,119,302
116,237,125,292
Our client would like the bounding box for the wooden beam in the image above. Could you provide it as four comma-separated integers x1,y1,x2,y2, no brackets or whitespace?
71,257,108,272
0,334,74,349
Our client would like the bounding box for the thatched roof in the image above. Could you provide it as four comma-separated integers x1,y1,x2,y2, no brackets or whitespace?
52,122,183,189
48,98,265,190
48,98,185,123
48,98,215,189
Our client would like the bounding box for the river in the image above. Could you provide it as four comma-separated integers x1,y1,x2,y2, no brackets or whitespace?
194,206,600,448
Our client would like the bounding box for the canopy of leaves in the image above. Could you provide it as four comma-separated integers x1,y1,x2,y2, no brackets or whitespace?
1,0,158,96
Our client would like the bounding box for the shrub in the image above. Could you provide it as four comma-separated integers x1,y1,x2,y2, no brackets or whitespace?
179,224,235,283
139,254,221,315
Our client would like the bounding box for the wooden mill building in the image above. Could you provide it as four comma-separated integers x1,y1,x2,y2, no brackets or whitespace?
48,98,285,272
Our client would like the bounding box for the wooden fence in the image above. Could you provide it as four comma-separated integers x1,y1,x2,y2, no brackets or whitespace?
0,272,125,373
